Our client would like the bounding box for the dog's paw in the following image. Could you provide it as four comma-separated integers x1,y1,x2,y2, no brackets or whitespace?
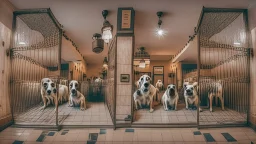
149,108,154,113
80,108,85,111
186,107,189,110
174,108,177,111
40,106,46,110
210,108,213,112
199,108,203,112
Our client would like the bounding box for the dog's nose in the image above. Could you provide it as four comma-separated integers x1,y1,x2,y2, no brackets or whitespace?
47,90,51,94
186,89,191,92
144,83,149,87
71,89,76,93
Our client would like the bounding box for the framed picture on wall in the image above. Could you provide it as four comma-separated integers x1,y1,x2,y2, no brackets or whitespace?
120,74,130,82
153,66,164,75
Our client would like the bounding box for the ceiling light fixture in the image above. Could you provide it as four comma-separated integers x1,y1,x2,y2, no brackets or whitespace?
156,11,165,37
134,47,150,67
234,42,241,45
92,33,104,53
101,10,113,44
19,42,26,45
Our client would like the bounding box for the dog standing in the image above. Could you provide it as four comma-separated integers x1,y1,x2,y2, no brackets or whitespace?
162,84,179,111
184,82,202,112
138,75,156,113
69,80,86,111
208,81,224,112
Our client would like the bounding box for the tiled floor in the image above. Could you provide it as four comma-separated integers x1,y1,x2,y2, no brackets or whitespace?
133,102,246,125
14,102,113,126
1,127,256,144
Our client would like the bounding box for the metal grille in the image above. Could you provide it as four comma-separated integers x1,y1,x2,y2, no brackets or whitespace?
105,36,116,124
10,9,62,125
198,8,250,125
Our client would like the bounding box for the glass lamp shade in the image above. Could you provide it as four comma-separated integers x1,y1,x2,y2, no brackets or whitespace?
139,60,146,68
102,27,112,44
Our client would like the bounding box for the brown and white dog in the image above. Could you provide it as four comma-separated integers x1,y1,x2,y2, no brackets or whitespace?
41,78,69,110
41,78,54,109
137,74,157,113
162,84,179,111
208,81,224,112
69,80,86,111
184,82,202,112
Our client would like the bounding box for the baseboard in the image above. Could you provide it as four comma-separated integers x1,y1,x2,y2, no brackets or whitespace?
0,120,13,132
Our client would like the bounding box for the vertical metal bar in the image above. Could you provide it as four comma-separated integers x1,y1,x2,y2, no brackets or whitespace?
114,36,117,129
197,34,200,126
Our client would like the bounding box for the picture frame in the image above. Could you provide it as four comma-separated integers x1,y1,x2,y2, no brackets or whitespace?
120,74,130,82
153,66,164,75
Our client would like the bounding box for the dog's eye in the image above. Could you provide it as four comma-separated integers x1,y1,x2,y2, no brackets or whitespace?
191,88,193,90
75,83,78,87
51,83,55,87
168,86,170,89
173,85,175,88
146,77,150,81
141,78,143,81
43,83,47,86
70,85,72,87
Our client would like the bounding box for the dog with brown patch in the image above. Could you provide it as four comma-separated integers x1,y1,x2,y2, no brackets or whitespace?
69,80,86,111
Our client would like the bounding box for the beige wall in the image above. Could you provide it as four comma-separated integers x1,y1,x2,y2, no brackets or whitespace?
0,0,15,129
249,1,256,129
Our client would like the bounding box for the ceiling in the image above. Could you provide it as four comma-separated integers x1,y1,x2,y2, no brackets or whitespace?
9,0,250,65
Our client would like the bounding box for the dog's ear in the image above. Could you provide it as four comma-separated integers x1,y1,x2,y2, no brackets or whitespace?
192,82,198,87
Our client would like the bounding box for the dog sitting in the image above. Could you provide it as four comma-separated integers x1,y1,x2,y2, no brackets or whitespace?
133,89,144,110
69,80,86,111
208,81,224,112
162,84,179,111
41,78,54,109
137,74,156,113
184,82,202,112
44,80,69,110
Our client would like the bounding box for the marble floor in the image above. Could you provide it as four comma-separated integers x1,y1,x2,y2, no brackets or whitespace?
14,102,113,126
0,127,256,144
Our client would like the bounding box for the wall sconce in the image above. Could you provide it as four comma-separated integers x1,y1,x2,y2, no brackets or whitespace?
102,10,113,44
103,57,108,68
92,33,104,53
156,11,166,37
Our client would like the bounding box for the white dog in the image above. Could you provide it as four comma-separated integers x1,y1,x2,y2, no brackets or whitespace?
41,78,54,109
208,82,224,112
69,80,86,111
138,74,157,113
184,82,202,112
162,84,179,111
133,89,144,110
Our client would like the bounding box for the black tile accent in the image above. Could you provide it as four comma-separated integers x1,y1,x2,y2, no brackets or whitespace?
203,133,215,142
12,140,24,144
193,131,202,135
221,133,237,142
36,131,48,142
87,140,96,144
125,129,134,132
89,133,98,141
47,132,55,136
99,129,106,134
